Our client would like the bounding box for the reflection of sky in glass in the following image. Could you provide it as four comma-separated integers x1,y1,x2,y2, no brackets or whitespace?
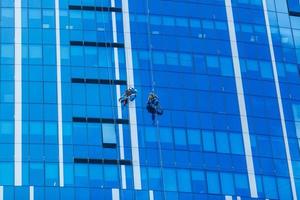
0,0,299,199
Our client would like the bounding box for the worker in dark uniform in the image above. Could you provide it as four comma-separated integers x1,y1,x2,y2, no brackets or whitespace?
147,92,163,123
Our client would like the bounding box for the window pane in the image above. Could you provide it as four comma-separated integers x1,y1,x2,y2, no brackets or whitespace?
277,177,292,199
102,124,116,147
202,131,215,152
216,132,230,153
191,170,206,193
263,176,278,199
220,173,235,195
177,169,191,192
229,133,244,155
207,172,220,194
162,168,177,191
235,174,249,195
148,167,161,190
174,128,187,146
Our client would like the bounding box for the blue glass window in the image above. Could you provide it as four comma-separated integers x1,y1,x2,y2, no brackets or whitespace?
191,170,206,193
162,168,177,191
263,176,278,199
202,131,216,152
215,132,230,153
229,133,244,155
75,164,88,186
1,44,14,64
64,164,74,186
260,61,273,79
1,8,14,27
153,51,165,65
277,177,292,199
148,167,161,190
207,172,220,194
0,162,13,185
160,127,173,148
45,163,58,186
235,174,249,195
206,56,219,68
187,129,201,150
220,57,234,76
166,52,178,65
103,165,119,187
174,128,187,147
179,54,192,67
220,173,235,195
102,124,117,146
177,169,192,192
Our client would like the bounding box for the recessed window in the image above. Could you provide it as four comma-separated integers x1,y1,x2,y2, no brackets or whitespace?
102,124,117,148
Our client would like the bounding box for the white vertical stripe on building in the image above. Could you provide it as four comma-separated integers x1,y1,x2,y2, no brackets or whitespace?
121,165,127,189
237,196,241,200
262,0,297,199
14,0,22,186
29,186,34,200
149,190,154,200
225,196,232,200
55,0,64,187
225,0,258,197
112,188,120,200
0,186,3,200
111,2,123,154
111,0,126,189
121,0,142,190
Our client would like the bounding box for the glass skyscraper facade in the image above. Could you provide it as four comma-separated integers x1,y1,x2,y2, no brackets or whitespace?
1,0,300,199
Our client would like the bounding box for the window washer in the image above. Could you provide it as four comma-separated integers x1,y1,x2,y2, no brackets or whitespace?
119,87,137,106
147,92,163,122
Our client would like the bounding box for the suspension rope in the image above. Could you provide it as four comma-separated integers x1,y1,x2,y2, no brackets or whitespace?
100,1,117,122
145,1,166,199
146,0,163,126
146,0,156,92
